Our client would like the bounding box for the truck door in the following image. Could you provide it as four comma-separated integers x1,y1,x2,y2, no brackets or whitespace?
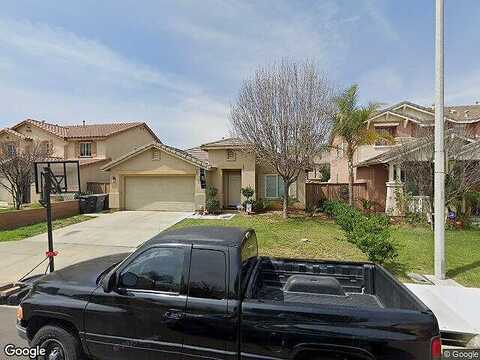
183,246,235,360
84,244,189,360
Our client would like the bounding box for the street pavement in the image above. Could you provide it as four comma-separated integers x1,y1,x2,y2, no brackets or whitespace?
0,211,191,285
0,306,27,360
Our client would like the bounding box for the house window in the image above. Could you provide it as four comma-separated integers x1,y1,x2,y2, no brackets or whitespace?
79,142,92,157
40,141,51,154
264,174,296,199
5,143,16,156
375,127,396,146
226,149,236,161
152,149,161,161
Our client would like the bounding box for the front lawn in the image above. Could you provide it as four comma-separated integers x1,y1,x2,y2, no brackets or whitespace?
173,214,480,287
0,215,92,242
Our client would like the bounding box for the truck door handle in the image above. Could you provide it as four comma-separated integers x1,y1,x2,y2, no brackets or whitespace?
163,310,184,321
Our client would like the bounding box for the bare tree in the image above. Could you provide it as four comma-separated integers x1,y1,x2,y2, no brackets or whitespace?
396,126,480,220
0,141,51,209
230,59,335,218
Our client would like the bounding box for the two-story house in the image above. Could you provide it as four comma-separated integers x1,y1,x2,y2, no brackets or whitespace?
0,118,159,204
326,101,480,213
101,137,307,212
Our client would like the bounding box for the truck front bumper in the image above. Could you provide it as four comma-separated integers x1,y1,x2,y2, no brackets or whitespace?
16,322,28,340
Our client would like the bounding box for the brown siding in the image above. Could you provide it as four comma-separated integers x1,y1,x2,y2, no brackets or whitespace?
0,200,80,230
356,165,388,211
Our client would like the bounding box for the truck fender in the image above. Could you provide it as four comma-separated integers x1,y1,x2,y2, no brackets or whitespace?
291,343,375,360
26,310,80,339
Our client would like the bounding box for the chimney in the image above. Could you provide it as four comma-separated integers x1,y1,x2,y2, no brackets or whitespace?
82,120,86,126
464,110,470,119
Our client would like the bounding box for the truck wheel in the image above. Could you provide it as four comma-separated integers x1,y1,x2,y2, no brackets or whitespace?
31,325,82,360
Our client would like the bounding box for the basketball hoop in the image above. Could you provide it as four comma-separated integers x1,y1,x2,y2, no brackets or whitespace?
34,160,81,273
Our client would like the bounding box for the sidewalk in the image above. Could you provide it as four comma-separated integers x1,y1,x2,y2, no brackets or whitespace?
406,283,480,335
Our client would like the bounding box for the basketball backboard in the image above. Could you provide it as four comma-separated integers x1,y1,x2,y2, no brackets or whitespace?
34,160,81,195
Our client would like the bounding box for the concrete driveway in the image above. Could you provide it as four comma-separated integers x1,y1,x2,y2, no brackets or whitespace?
0,211,191,286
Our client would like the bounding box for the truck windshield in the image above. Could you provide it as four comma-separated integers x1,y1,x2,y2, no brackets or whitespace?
240,232,258,297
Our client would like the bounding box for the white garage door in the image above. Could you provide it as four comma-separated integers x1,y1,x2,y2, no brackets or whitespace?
125,176,195,211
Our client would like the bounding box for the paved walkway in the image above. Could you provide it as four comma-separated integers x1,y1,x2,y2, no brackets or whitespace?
407,283,480,336
0,211,190,285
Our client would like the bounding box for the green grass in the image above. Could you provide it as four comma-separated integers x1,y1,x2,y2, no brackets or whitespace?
173,214,480,287
0,215,92,242
174,214,366,261
0,203,44,213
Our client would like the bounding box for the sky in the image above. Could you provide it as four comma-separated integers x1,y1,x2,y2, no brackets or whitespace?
1,0,479,148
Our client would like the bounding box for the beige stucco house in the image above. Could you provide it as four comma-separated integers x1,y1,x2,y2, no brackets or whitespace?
101,138,307,212
325,101,480,213
0,118,159,204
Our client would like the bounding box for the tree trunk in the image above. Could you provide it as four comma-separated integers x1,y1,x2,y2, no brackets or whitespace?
348,156,354,207
14,189,22,210
282,181,290,219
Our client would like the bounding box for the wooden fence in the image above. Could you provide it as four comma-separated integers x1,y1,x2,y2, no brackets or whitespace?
305,182,368,210
86,182,110,194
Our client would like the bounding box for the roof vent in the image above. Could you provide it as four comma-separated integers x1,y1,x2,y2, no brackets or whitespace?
465,110,470,118
82,120,86,126
450,109,457,114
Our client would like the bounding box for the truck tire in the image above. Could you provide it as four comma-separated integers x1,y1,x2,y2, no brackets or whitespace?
31,325,82,360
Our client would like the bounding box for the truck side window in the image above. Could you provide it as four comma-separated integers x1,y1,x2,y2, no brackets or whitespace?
119,247,184,293
189,249,226,300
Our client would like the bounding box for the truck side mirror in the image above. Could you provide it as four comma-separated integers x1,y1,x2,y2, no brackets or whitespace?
102,271,116,293
119,272,138,288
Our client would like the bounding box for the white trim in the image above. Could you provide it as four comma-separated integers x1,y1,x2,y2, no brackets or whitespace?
369,110,410,122
373,122,399,127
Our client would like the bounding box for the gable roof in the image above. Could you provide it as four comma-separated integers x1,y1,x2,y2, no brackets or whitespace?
0,128,31,140
200,137,245,150
11,119,160,142
185,146,209,163
101,142,210,171
356,130,476,167
371,101,480,126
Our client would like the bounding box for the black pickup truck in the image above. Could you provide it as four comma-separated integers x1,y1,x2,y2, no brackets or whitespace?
17,226,441,360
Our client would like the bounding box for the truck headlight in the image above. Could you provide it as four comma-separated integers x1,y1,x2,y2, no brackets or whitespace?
16,306,23,321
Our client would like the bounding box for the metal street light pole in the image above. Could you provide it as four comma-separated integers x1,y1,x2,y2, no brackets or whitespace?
434,0,446,280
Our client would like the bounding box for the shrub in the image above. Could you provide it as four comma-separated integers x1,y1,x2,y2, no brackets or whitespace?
323,201,362,233
241,186,255,209
346,214,397,264
205,185,221,214
324,200,398,264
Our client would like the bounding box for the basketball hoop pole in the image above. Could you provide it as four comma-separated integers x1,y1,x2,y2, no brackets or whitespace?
43,167,55,272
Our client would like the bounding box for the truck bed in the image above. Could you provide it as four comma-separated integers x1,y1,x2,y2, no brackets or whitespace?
249,257,427,311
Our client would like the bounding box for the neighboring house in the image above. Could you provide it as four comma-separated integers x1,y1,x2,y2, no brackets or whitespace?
101,137,307,212
0,118,159,204
326,101,480,213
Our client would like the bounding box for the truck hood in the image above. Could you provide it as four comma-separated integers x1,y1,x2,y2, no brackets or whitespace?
33,253,130,293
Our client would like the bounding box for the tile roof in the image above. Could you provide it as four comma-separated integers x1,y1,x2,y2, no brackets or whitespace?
101,142,210,171
0,128,31,140
76,158,111,167
375,101,480,125
356,129,476,167
12,119,160,141
200,137,245,149
185,147,209,163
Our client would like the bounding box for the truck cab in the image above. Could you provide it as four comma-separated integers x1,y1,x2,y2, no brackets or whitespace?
17,226,441,360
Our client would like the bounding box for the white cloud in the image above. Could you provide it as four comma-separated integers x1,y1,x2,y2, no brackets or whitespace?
0,17,228,148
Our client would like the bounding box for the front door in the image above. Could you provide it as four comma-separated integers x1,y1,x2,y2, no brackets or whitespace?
84,245,190,360
227,173,241,208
